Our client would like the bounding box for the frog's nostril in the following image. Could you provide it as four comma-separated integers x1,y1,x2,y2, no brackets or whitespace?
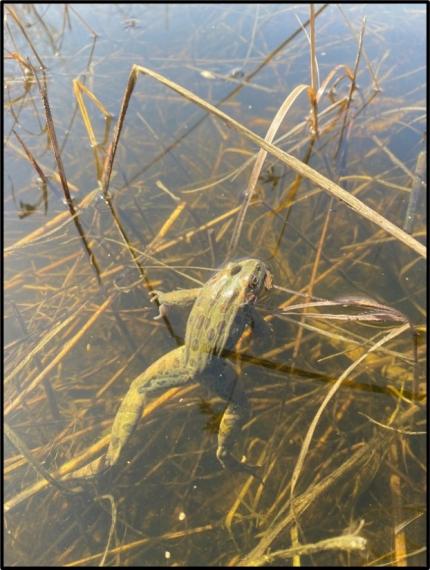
230,264,242,276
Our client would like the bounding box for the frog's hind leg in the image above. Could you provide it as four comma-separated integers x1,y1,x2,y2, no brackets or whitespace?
105,346,193,468
65,347,193,481
63,375,152,481
206,360,262,479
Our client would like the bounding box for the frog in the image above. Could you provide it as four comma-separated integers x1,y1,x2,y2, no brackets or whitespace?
70,258,273,480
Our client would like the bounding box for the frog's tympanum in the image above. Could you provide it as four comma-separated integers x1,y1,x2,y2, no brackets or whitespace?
73,258,272,480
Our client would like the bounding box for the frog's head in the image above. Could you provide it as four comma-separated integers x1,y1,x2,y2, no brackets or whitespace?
226,258,273,303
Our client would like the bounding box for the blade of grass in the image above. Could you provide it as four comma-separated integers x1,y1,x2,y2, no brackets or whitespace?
33,66,102,283
337,4,381,91
72,79,113,181
371,135,417,181
226,84,309,259
403,150,426,233
6,6,46,69
309,3,319,136
334,17,366,160
12,129,48,214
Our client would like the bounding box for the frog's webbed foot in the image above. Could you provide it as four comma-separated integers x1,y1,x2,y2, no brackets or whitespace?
216,447,264,481
149,290,160,302
153,304,168,320
62,453,112,484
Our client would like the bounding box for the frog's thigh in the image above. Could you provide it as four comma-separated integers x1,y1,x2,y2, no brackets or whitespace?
136,347,194,395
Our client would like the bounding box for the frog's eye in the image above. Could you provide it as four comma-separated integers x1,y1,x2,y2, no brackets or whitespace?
249,275,259,288
230,264,242,276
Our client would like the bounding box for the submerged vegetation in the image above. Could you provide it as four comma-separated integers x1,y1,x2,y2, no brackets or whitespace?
4,3,426,567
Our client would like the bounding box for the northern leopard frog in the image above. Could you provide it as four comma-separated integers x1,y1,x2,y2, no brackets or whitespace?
71,258,272,479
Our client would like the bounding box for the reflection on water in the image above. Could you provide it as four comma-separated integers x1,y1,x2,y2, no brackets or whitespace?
4,3,426,567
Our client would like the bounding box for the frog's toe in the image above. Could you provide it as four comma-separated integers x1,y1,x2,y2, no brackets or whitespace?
149,290,161,302
63,454,110,482
153,303,168,320
216,447,263,480
238,461,264,481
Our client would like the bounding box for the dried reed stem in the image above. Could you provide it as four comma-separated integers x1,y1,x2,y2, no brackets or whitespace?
6,6,46,69
309,3,319,136
389,439,408,566
403,150,426,234
34,67,102,283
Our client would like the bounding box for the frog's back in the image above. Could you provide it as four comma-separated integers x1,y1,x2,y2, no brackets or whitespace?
184,270,249,372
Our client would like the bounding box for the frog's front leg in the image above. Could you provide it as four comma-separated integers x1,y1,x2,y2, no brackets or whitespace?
204,359,262,479
150,287,202,320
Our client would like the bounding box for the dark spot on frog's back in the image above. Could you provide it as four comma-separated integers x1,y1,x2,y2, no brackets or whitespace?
195,313,205,330
187,314,195,329
191,338,199,351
